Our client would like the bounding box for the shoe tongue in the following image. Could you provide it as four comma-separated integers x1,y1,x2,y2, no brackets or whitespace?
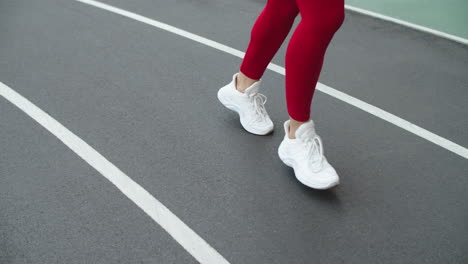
244,81,260,95
295,120,316,140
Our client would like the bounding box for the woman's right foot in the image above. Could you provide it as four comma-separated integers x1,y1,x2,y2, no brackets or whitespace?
217,73,274,135
278,120,340,189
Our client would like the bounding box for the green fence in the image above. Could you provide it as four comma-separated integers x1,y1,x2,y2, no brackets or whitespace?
346,0,468,40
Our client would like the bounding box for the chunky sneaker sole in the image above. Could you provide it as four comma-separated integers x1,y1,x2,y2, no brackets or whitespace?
217,73,274,135
278,145,339,189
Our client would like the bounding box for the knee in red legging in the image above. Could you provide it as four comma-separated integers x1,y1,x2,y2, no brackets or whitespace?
298,2,345,36
264,0,299,20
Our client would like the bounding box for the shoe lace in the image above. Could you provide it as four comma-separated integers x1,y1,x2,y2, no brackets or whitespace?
248,93,268,121
301,130,324,167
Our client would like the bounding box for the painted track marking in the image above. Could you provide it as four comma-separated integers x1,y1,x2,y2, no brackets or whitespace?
75,0,468,159
0,81,231,264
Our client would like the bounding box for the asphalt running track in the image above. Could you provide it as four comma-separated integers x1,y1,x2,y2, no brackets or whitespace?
1,0,467,263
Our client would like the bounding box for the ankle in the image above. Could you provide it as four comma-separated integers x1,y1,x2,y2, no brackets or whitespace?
288,125,297,139
288,118,308,139
236,72,257,93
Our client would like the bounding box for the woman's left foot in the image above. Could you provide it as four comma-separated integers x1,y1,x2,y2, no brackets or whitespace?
278,120,339,189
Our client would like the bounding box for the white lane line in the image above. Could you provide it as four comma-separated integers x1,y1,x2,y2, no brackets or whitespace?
0,81,230,264
345,5,468,46
75,0,468,159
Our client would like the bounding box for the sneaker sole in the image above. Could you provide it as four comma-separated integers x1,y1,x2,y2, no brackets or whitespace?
278,145,339,190
217,88,273,136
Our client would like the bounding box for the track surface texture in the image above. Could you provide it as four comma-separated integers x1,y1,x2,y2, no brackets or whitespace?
1,0,467,263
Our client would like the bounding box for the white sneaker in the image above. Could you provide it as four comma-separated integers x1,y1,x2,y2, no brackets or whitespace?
278,120,339,189
217,73,274,135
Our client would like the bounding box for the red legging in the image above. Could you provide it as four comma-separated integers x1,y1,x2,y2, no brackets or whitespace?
240,0,345,121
